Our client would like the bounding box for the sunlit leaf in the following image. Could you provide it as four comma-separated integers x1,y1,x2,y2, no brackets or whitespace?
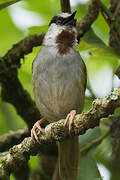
93,14,109,45
82,28,105,45
84,97,93,112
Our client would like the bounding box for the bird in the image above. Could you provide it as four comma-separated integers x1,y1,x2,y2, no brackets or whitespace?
31,11,87,180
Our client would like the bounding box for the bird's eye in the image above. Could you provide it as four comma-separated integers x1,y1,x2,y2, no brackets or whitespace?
56,19,62,25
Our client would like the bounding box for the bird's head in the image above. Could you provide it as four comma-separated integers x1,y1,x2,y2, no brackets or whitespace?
43,11,78,55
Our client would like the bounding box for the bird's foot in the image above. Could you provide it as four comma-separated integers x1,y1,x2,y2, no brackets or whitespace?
64,110,76,131
31,117,46,142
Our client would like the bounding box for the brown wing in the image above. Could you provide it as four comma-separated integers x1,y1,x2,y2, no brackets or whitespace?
82,59,87,91
77,57,87,93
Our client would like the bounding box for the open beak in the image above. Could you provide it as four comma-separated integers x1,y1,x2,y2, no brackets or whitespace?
63,11,77,26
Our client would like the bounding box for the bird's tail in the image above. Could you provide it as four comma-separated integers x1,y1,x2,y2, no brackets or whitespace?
58,136,79,180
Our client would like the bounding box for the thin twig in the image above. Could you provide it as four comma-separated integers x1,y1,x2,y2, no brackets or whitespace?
60,0,71,13
0,0,22,10
77,0,100,42
99,1,120,46
99,1,112,20
80,130,110,153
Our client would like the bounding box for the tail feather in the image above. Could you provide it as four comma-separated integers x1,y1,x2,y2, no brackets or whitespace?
58,136,79,180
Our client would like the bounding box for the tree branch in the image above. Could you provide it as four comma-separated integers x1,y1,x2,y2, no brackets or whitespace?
0,33,56,180
0,34,45,128
0,72,41,129
0,88,120,178
0,1,102,179
0,0,100,129
60,0,100,42
0,0,22,11
60,0,71,13
3,33,45,67
77,0,100,42
99,0,120,47
0,128,29,152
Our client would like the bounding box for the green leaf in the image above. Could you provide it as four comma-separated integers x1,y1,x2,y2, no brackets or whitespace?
82,28,105,45
84,97,93,112
79,43,119,96
78,150,103,180
95,136,112,168
29,156,39,170
114,107,120,116
78,128,102,180
92,13,109,45
95,118,112,168
78,40,120,75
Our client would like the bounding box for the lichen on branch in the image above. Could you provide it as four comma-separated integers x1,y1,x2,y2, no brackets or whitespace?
0,88,120,179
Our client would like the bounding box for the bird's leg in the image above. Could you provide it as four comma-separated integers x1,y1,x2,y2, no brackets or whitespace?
31,117,46,142
64,110,76,131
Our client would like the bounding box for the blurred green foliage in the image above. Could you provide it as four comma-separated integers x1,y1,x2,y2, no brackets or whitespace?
0,0,120,179
78,128,102,180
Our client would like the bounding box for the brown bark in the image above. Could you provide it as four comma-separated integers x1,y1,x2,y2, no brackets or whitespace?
60,0,71,13
0,88,120,179
109,0,120,47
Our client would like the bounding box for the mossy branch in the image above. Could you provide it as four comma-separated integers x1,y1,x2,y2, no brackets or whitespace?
0,88,120,178
0,34,45,128
3,33,45,67
0,128,29,152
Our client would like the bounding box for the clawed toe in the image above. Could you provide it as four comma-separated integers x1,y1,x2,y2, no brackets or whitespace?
31,118,46,142
31,127,39,142
64,110,76,131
